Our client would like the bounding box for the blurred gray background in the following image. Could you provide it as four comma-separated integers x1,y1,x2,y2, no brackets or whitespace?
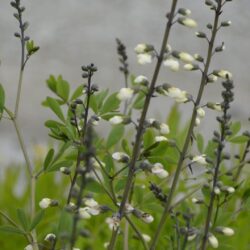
0,0,250,165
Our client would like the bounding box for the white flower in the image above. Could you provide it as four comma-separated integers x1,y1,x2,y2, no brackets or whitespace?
187,233,197,241
163,58,180,71
79,207,91,219
214,187,221,195
195,117,201,126
137,53,153,64
184,63,199,71
155,136,168,142
106,216,120,230
192,154,207,165
24,245,33,250
207,102,222,112
167,87,189,103
213,70,232,79
151,163,169,178
134,75,148,84
223,186,235,194
84,198,98,207
142,234,151,242
134,44,148,53
178,17,197,28
112,152,129,162
44,233,56,241
141,213,154,223
117,202,134,213
207,74,218,83
109,116,123,125
104,242,109,248
216,226,234,236
208,234,219,248
39,198,52,209
117,88,134,101
160,123,170,134
179,52,194,63
73,248,80,250
197,107,205,118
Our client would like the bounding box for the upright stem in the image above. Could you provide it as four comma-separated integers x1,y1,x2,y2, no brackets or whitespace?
108,1,178,249
149,3,222,249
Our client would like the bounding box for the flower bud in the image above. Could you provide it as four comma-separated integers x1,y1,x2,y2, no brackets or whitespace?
221,21,232,27
137,53,153,64
112,152,130,163
45,233,56,242
163,58,180,72
178,8,191,16
109,116,123,125
215,226,234,236
213,70,232,79
184,63,199,71
134,75,149,85
208,234,219,248
177,17,197,28
207,102,222,112
195,31,207,38
117,88,134,101
194,53,204,62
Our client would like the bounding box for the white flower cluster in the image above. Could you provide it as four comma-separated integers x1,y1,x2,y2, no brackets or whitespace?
134,43,154,64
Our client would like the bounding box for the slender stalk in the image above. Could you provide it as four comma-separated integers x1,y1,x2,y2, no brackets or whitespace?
200,135,224,249
149,3,222,249
67,72,93,204
108,2,178,249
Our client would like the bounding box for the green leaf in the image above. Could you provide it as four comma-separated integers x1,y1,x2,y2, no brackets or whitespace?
46,97,65,122
89,94,98,113
43,148,55,170
121,139,131,156
96,89,109,109
106,124,124,148
133,92,145,110
17,208,29,231
57,209,72,235
100,92,120,115
52,141,72,163
70,85,84,101
230,122,241,137
104,154,115,174
46,160,73,172
196,133,204,153
167,104,180,135
29,210,45,231
45,120,64,129
46,75,58,93
0,225,26,235
229,135,249,144
143,129,155,149
0,84,5,118
56,75,70,101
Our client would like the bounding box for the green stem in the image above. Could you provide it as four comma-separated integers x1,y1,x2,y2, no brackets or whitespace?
149,3,222,249
108,1,178,247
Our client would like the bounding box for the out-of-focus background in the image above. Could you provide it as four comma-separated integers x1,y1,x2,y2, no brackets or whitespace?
0,0,249,165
